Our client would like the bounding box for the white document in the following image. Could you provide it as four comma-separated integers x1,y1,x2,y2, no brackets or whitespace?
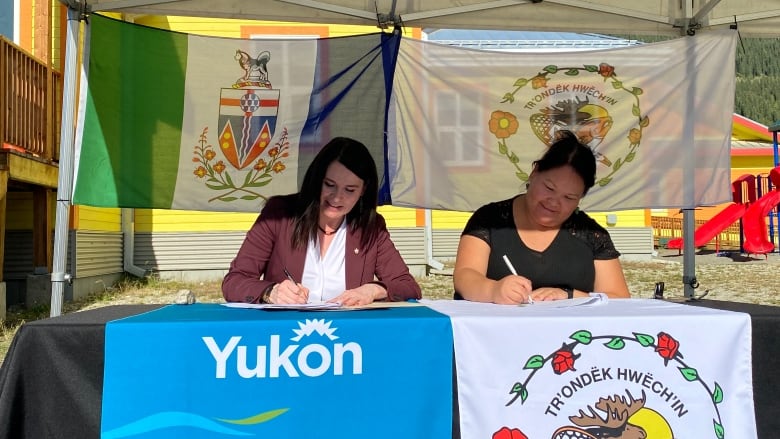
521,292,608,308
222,301,342,310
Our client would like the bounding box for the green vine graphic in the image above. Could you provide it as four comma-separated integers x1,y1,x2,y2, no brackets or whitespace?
506,330,726,439
192,127,290,203
491,63,649,187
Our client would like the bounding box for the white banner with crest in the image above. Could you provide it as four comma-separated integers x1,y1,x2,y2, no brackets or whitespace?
424,299,756,439
389,31,737,212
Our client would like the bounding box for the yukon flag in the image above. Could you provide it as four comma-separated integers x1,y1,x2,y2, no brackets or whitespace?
73,14,392,211
388,31,737,212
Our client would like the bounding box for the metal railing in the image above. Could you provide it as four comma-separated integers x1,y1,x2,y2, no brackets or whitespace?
0,36,62,162
651,216,743,250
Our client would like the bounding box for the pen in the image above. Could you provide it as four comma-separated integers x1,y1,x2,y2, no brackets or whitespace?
502,254,533,304
283,267,308,302
283,267,296,283
502,254,518,276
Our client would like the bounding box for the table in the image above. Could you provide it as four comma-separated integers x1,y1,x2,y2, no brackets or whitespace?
1,299,775,438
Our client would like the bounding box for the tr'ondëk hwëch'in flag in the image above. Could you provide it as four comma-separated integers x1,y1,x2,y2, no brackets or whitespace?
73,14,394,212
388,30,737,211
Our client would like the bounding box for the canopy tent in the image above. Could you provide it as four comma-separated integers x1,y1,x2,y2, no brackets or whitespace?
62,0,780,37
49,0,780,315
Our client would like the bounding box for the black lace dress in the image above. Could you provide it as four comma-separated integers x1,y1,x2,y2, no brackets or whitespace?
455,196,620,299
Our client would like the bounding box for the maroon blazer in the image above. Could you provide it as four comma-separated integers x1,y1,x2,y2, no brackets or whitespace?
222,195,421,303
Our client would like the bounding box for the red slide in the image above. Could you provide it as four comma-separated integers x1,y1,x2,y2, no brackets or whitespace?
666,202,747,250
742,166,780,255
743,190,780,255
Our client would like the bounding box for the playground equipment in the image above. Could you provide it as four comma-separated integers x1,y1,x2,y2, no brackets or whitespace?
667,174,756,252
742,166,780,256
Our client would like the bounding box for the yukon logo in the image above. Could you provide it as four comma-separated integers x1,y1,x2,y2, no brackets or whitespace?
499,330,727,439
203,318,363,378
489,63,649,187
192,48,290,204
102,319,359,438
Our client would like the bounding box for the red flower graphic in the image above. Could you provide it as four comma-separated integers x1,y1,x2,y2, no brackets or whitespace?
551,343,580,375
492,426,528,439
598,62,615,78
656,332,680,365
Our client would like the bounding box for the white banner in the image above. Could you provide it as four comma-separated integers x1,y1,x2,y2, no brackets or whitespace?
424,299,756,439
389,31,737,212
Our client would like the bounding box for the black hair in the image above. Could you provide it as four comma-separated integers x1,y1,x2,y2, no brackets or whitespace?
532,130,596,194
291,137,380,249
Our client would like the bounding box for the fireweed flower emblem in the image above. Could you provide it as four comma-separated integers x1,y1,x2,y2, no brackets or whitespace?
506,330,728,439
192,48,289,204
193,127,290,203
491,63,650,187
492,426,528,439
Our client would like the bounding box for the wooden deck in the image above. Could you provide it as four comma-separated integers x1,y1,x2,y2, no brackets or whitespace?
0,36,62,285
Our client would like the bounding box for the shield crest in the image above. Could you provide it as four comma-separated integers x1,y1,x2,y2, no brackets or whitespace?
218,88,280,169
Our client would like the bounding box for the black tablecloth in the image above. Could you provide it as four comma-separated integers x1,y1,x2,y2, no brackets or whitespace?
0,305,161,439
0,300,777,438
687,299,780,439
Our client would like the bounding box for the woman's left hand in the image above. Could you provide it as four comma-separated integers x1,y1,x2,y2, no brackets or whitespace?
531,287,573,302
329,284,385,306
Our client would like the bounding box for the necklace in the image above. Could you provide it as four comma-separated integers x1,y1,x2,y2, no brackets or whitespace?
318,225,337,236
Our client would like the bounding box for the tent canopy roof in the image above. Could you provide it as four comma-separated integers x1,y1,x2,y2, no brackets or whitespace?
63,0,780,37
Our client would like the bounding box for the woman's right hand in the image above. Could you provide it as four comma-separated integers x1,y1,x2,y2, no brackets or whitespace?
491,275,533,305
268,279,309,304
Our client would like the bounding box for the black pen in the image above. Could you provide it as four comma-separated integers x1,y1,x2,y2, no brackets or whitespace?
283,267,296,283
283,267,307,301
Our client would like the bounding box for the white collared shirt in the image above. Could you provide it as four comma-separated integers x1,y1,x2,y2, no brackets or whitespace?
302,221,347,302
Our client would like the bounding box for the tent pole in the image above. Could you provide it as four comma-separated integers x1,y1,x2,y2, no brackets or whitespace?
682,209,697,298
681,30,698,300
50,6,81,317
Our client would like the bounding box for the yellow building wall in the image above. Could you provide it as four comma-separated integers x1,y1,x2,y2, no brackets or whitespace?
134,210,258,233
589,209,648,228
431,209,471,229
133,206,433,232
77,206,122,232
377,206,418,227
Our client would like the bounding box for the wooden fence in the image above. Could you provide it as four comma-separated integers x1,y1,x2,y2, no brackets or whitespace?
651,216,743,250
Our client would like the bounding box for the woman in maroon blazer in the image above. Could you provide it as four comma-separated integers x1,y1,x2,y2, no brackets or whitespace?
222,137,421,306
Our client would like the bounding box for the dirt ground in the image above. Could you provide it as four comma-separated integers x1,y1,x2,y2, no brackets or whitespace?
653,247,780,265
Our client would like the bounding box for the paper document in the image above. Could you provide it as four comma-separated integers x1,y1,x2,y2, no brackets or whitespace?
521,292,608,308
221,301,413,311
222,301,342,311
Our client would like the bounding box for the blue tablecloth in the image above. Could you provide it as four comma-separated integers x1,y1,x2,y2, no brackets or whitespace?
101,304,453,439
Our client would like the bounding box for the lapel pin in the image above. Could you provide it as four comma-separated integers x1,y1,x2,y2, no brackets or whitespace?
354,248,359,254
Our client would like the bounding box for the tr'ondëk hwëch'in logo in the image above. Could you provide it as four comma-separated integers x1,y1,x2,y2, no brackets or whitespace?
498,330,727,439
192,49,289,203
489,63,649,187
